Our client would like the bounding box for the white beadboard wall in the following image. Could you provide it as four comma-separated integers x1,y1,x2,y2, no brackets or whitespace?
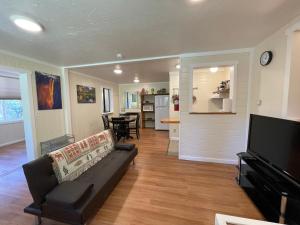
169,72,179,140
179,52,251,164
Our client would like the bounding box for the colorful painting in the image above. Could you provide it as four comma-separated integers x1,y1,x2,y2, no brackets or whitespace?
77,85,96,103
35,71,62,110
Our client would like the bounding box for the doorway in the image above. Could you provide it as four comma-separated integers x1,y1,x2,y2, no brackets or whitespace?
0,67,36,176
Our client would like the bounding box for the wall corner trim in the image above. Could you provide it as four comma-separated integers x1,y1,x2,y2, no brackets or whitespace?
0,49,60,69
180,48,253,58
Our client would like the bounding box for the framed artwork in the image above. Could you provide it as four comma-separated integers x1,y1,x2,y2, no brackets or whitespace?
77,85,96,103
35,71,62,110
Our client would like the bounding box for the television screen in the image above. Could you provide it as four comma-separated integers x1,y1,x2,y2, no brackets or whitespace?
247,114,300,183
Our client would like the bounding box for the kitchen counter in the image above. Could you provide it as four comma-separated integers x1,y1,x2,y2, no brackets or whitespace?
189,112,236,115
160,118,180,124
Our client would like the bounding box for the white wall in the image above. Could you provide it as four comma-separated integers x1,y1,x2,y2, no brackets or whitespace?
179,51,251,164
119,82,169,112
286,31,300,120
0,122,24,147
0,50,65,159
69,71,119,141
250,27,288,117
250,16,300,119
169,72,179,140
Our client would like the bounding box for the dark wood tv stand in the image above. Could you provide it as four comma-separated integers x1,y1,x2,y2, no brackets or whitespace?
237,152,300,225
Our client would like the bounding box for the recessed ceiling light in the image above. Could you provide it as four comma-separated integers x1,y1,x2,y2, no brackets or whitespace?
210,67,219,73
133,74,140,83
113,65,123,74
176,64,181,69
190,0,205,3
11,15,43,33
116,53,123,59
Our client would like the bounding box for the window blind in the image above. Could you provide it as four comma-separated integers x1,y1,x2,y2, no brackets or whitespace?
0,76,21,100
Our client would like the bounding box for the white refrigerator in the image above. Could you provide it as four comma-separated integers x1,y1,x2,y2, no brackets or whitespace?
155,95,169,130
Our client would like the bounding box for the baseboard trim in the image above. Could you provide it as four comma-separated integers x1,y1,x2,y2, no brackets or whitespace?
179,155,237,165
0,139,25,148
170,137,179,141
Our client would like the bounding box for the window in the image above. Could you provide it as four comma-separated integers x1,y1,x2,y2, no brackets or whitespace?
103,88,112,113
124,91,139,109
190,64,236,113
0,99,23,123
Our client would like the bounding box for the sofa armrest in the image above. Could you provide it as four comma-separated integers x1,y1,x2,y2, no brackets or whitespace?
45,181,93,209
115,143,136,151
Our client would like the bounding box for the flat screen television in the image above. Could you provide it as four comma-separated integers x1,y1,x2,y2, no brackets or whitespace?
247,114,300,184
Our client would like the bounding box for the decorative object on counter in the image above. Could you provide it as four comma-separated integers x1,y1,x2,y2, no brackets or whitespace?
192,95,197,104
151,88,155,94
157,88,167,94
172,94,179,111
192,87,198,104
213,80,230,97
77,85,96,103
35,71,62,110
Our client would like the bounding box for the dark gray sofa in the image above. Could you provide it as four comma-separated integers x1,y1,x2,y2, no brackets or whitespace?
23,143,138,225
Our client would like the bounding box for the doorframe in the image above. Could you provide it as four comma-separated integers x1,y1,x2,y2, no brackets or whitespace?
0,66,37,161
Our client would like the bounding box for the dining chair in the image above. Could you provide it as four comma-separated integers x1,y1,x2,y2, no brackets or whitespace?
126,113,140,139
102,115,110,130
111,117,127,141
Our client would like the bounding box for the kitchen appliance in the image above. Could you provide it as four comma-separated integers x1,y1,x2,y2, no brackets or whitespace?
155,95,169,130
142,104,154,112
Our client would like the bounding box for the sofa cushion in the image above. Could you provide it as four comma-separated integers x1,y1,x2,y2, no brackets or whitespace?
49,130,114,183
46,181,93,209
41,148,138,225
22,155,58,206
115,143,136,151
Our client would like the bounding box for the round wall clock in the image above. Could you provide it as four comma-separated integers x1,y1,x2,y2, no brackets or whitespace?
260,51,273,66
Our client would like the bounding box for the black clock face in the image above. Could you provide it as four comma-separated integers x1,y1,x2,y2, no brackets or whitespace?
260,51,273,66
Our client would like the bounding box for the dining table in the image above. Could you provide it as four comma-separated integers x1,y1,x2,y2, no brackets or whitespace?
109,117,136,140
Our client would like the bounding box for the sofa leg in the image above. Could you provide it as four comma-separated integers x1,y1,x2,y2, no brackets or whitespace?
34,216,42,225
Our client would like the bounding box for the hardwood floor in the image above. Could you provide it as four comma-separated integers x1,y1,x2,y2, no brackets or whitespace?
0,141,27,177
0,129,263,225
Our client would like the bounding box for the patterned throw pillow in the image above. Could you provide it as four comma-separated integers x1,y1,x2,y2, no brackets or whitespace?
49,130,114,183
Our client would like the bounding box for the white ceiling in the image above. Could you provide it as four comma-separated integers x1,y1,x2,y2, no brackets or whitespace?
0,0,300,66
71,58,179,84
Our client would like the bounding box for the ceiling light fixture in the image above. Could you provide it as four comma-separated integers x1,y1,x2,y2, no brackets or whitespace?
113,65,123,74
210,67,219,73
133,74,140,83
176,64,181,69
11,15,43,33
190,0,205,3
